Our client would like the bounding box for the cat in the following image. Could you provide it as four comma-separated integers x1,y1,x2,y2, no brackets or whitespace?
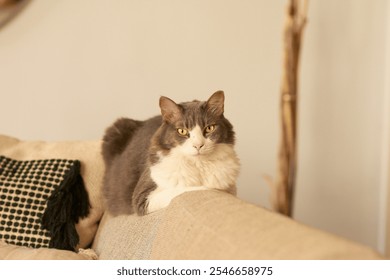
102,90,240,216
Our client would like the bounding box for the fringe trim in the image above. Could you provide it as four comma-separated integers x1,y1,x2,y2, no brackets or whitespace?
41,161,90,251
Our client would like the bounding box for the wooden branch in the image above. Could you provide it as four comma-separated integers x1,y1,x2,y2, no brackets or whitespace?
270,0,308,217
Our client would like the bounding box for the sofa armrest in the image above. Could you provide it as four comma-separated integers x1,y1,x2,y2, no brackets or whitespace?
93,189,382,259
150,190,383,260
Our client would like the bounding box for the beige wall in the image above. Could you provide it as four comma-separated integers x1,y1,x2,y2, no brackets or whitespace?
295,0,389,255
0,0,388,254
385,0,390,257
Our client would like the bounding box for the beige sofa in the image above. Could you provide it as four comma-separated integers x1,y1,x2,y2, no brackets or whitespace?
0,135,384,260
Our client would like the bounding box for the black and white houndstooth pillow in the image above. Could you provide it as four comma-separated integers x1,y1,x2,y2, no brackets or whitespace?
0,155,89,251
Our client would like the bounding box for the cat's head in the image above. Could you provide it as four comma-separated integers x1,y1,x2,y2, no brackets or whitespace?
155,91,235,157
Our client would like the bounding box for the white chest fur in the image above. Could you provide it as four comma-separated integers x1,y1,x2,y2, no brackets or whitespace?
147,143,240,213
151,143,239,190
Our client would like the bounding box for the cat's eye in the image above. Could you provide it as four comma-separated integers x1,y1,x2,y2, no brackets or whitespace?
205,125,216,133
177,128,189,136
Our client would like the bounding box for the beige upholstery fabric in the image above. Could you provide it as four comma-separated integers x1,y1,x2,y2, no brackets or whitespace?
92,211,163,259
0,135,105,249
0,241,97,260
150,190,382,260
0,135,383,260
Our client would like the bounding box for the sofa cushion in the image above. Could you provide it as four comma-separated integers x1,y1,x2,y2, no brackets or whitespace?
0,135,105,250
0,155,89,250
0,240,97,260
150,190,383,260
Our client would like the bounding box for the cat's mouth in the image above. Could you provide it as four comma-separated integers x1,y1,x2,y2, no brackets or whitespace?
192,147,212,156
180,140,215,157
189,150,202,156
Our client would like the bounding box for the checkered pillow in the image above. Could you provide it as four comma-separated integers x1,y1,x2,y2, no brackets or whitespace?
0,155,89,250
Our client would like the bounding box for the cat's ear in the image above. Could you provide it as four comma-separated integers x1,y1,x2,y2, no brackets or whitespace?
206,90,225,116
159,96,182,123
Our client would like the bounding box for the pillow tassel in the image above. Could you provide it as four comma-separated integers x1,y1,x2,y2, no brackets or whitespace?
41,161,90,251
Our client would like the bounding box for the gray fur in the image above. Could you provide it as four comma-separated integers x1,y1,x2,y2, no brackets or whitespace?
102,91,236,216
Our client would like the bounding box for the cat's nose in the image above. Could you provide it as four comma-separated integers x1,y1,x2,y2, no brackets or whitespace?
193,144,204,151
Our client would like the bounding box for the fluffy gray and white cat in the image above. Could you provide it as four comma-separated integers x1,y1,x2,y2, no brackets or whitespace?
102,91,240,216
